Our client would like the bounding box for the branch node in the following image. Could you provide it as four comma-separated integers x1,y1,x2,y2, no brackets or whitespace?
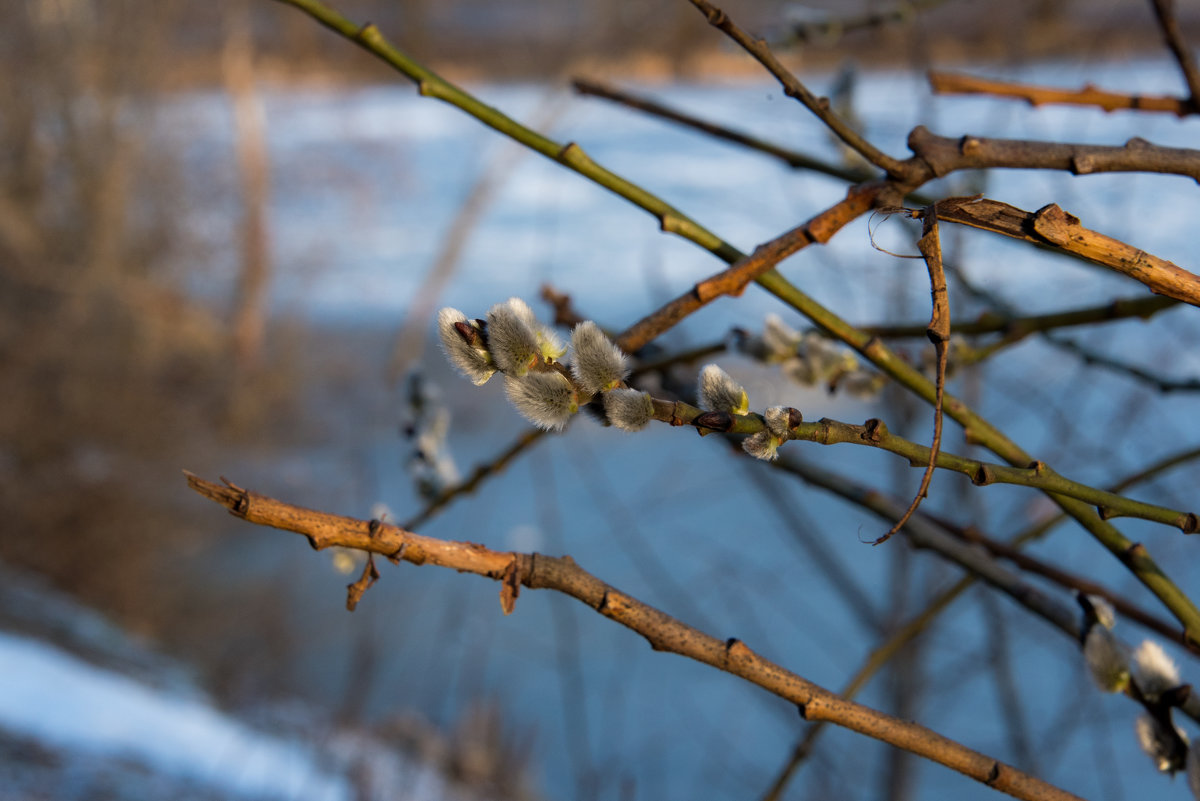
499,557,522,615
1027,460,1046,475
971,464,994,486
985,762,1001,785
862,418,887,442
693,410,734,434
958,135,981,156
1182,512,1199,534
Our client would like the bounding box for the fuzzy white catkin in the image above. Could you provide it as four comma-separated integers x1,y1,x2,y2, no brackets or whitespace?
437,307,496,385
1132,639,1181,698
604,388,654,431
504,372,578,430
1082,625,1130,692
742,430,780,461
763,406,792,439
570,321,629,394
487,298,541,376
1135,713,1185,773
697,364,748,414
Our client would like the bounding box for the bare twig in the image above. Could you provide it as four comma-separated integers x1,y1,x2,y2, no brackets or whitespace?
572,77,874,184
928,70,1195,116
862,294,1178,339
686,0,909,179
782,0,951,45
908,126,1200,182
651,397,1198,534
873,206,950,545
185,471,1085,801
1150,0,1200,111
927,195,1200,306
615,181,883,353
402,428,547,531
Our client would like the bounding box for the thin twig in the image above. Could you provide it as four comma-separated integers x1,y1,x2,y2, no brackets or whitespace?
185,471,1086,801
1150,0,1200,111
873,206,950,545
572,78,875,184
268,0,1200,648
928,70,1195,116
685,0,909,178
862,294,1178,339
650,396,1198,534
782,0,951,45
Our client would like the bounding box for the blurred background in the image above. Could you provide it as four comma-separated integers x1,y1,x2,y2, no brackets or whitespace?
3,0,1200,799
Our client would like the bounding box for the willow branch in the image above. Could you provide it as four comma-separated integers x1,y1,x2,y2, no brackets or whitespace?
782,0,951,45
686,0,908,179
924,195,1200,306
270,0,742,266
268,0,1200,639
185,472,1084,801
572,78,873,184
1150,0,1200,110
873,208,950,545
650,398,1197,533
402,428,547,531
615,182,882,353
948,523,1200,653
928,70,1195,116
752,274,1200,639
1012,444,1200,547
863,294,1178,339
908,126,1200,182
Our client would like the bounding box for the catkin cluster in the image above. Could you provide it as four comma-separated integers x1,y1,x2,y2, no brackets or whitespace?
438,298,803,461
438,299,652,432
1079,595,1200,782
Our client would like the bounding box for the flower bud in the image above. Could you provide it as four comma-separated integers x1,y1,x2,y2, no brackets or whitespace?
504,372,578,430
697,364,749,415
604,388,655,431
437,307,496,385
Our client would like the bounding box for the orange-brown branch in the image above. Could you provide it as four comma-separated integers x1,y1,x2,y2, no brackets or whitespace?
186,471,1084,801
930,196,1200,306
928,71,1193,115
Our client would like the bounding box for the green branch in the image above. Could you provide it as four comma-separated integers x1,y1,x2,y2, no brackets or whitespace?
270,0,1200,640
647,397,1197,533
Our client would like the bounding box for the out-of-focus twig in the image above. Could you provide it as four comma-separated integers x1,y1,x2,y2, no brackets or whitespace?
687,0,908,178
1150,0,1200,111
928,70,1196,116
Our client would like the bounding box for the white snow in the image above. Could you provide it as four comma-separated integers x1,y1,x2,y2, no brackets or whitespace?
0,630,351,801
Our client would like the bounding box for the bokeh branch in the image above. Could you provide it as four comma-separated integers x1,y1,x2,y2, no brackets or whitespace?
928,70,1196,116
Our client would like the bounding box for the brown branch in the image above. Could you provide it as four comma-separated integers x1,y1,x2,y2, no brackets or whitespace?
615,181,883,354
571,78,874,184
928,70,1194,116
185,471,1086,801
948,523,1200,655
402,428,547,531
874,207,949,545
862,294,1178,339
1150,0,1200,111
908,125,1200,182
686,0,908,179
783,0,951,45
927,195,1200,306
